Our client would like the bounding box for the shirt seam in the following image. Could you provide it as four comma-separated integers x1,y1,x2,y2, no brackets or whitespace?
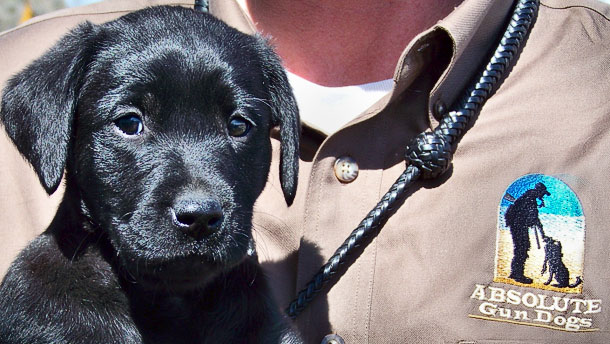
366,100,392,343
540,2,610,21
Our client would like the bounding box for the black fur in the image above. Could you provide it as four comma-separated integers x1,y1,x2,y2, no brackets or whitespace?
0,6,300,343
541,236,583,289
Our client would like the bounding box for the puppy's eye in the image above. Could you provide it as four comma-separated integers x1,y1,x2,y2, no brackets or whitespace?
227,117,251,137
115,114,143,136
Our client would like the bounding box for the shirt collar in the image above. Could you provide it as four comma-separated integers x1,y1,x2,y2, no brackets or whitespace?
430,0,515,121
210,0,516,129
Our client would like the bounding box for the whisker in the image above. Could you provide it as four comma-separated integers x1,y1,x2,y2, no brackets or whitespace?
70,231,93,263
241,96,272,109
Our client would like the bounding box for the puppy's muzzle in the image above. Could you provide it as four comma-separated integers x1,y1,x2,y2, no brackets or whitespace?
171,195,223,240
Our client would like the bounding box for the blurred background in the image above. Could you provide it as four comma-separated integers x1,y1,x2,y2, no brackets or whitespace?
0,0,101,32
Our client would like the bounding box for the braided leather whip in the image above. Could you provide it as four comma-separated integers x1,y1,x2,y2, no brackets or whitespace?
287,0,540,318
194,0,209,12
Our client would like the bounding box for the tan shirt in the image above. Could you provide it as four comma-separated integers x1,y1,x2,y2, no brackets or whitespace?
1,0,609,343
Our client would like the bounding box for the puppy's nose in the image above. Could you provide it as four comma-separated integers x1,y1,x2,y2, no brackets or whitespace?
171,198,223,240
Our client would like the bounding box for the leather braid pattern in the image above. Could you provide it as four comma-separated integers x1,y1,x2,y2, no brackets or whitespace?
194,0,209,12
287,0,539,318
405,132,453,179
287,166,421,318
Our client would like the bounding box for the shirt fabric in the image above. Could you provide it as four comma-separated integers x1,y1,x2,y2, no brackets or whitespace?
0,0,609,343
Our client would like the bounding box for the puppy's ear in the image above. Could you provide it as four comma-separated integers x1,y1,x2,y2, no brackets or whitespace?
258,40,300,206
0,22,98,194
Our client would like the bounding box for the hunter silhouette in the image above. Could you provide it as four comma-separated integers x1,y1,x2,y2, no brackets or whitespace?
504,182,550,284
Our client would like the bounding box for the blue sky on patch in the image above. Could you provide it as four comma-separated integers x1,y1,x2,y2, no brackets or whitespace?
500,174,583,218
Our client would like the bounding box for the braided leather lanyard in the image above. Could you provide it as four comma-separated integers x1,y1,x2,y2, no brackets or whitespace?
287,0,540,318
194,0,209,12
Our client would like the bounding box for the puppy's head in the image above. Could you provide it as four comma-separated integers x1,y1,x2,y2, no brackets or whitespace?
0,6,299,291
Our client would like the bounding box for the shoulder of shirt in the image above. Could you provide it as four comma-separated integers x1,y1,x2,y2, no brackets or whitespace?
0,0,192,38
541,0,610,21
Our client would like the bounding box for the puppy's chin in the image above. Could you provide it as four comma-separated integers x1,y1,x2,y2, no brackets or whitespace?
110,216,253,293
126,254,247,293
133,258,221,293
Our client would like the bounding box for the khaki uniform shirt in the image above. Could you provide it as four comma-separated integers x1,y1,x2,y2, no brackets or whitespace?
1,0,609,343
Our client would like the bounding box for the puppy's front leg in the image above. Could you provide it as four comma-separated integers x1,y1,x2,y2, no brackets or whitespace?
0,232,142,344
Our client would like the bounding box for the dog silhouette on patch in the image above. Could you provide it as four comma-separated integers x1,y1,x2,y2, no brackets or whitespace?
541,235,583,288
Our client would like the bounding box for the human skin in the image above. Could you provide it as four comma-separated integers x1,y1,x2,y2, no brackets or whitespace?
241,0,463,86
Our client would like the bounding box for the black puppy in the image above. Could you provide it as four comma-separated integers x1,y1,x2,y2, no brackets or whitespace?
0,6,300,343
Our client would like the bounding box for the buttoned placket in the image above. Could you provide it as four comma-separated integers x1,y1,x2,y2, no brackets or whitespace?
293,32,455,342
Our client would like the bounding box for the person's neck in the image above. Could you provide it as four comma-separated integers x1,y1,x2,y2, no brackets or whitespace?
241,0,462,86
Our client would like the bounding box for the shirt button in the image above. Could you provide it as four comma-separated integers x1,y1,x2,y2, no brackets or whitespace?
321,334,345,344
334,156,359,183
434,99,447,117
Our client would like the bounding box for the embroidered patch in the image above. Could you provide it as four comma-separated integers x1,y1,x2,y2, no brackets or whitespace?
494,174,585,293
468,174,600,333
